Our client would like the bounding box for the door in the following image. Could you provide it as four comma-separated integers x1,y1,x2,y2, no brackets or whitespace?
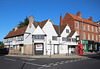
35,43,43,55
54,45,58,54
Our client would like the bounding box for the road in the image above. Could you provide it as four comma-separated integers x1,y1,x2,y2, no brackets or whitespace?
0,54,100,69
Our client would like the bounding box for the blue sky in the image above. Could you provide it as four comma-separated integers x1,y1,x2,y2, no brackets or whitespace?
0,0,100,42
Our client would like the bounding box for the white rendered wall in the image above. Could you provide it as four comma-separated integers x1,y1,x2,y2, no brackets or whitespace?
24,23,35,45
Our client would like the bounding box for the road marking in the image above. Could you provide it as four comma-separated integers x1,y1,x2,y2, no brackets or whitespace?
24,62,45,67
70,60,73,62
21,58,36,61
4,58,16,61
81,58,84,60
65,61,69,63
74,59,78,61
55,62,60,64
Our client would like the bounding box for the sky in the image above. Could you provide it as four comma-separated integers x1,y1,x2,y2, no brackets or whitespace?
0,0,100,42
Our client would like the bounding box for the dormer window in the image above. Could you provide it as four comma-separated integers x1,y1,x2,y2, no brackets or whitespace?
66,29,69,33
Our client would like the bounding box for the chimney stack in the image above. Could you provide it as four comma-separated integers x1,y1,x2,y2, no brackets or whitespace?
29,15,34,28
15,26,18,31
60,13,63,26
76,11,81,18
88,17,93,21
50,20,53,25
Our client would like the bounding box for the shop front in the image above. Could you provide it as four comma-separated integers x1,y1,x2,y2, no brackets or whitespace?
88,40,94,52
82,40,88,52
94,42,99,52
34,43,44,55
99,43,100,52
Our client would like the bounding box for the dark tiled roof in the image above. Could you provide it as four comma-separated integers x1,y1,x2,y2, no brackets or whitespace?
60,24,67,34
33,19,48,28
53,25,60,36
4,26,27,39
4,20,48,39
67,31,75,37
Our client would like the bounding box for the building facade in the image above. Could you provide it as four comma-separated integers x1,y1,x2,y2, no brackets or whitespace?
4,15,78,55
60,11,99,52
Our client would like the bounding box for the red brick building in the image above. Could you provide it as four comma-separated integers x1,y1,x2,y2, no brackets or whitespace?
60,12,99,52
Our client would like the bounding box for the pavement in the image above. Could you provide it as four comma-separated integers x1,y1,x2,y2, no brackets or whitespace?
5,52,99,59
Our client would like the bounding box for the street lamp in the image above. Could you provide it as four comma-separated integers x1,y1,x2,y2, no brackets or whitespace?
49,39,52,57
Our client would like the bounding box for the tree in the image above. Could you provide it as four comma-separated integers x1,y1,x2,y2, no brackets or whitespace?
13,16,29,30
18,16,29,28
0,41,4,49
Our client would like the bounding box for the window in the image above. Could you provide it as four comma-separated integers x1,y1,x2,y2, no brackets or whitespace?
16,36,24,41
95,27,97,33
66,29,69,33
88,25,89,31
83,24,85,30
67,37,71,42
72,38,76,42
62,37,66,41
99,27,100,33
52,36,57,40
76,22,78,29
83,33,85,39
92,35,94,40
88,34,90,40
92,26,93,32
96,35,98,41
33,35,44,39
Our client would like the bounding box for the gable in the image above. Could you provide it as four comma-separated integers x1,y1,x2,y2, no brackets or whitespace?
42,19,58,36
32,26,45,35
61,25,71,37
25,22,35,33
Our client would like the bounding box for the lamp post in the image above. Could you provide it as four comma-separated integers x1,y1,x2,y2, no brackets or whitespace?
49,39,52,57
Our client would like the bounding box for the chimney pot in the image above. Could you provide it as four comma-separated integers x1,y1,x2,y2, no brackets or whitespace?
76,11,81,18
88,17,93,21
60,13,63,26
50,20,53,25
29,15,34,28
15,26,18,31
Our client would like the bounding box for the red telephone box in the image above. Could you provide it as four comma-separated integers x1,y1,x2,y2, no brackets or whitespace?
77,43,83,55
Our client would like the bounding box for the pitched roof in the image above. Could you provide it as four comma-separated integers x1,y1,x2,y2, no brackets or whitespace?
53,25,59,36
4,26,27,39
67,13,97,26
60,24,67,34
4,20,48,39
33,19,48,28
67,31,75,37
